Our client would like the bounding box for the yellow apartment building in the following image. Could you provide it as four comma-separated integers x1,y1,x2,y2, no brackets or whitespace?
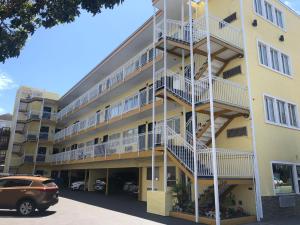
3,0,300,224
0,113,12,172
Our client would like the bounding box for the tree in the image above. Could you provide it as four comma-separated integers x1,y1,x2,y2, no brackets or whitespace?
0,0,124,63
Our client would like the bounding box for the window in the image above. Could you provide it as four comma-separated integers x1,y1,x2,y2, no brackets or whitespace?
258,41,292,76
264,95,299,129
2,179,32,188
270,48,280,71
167,167,176,187
265,96,276,123
281,54,291,75
253,0,285,29
147,167,159,180
272,163,294,194
264,1,273,22
227,127,248,138
275,8,284,28
277,100,287,125
258,42,268,66
254,0,263,15
288,103,298,127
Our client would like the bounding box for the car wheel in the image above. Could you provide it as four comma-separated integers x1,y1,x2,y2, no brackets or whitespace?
79,185,84,191
17,199,36,216
38,207,49,213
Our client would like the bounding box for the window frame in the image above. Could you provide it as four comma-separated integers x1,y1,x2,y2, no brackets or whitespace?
253,0,286,30
257,39,293,78
271,161,300,195
263,94,300,130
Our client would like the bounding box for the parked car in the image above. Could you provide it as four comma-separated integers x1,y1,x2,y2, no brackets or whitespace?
0,176,59,216
123,182,138,194
71,181,85,191
94,178,106,192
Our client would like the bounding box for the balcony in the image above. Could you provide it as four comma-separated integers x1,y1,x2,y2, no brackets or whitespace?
42,111,57,122
36,154,46,162
48,131,163,164
156,70,249,116
0,128,10,150
54,87,160,143
20,90,43,103
0,155,6,163
155,14,243,63
25,132,39,142
57,45,163,122
23,155,34,163
12,144,22,155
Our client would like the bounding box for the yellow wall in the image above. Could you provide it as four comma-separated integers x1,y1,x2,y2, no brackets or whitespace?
242,0,300,196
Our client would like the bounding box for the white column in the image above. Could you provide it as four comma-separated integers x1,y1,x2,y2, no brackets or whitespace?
205,1,220,225
181,0,185,78
163,0,168,192
152,7,157,191
239,0,263,220
188,0,199,223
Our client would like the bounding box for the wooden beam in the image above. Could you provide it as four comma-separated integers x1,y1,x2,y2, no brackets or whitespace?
167,152,194,181
194,49,226,63
206,118,234,145
216,61,230,77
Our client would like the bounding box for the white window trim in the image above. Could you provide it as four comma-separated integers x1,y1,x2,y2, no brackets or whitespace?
263,94,300,130
257,39,293,78
253,0,286,31
271,161,300,196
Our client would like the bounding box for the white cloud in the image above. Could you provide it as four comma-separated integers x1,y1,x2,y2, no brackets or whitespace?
284,0,292,7
0,108,6,114
0,72,17,91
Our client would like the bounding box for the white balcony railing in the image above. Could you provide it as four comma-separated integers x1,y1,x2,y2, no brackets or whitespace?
54,88,154,142
57,45,161,121
42,111,57,121
48,130,164,164
156,70,249,110
20,90,43,100
156,14,243,49
197,149,254,178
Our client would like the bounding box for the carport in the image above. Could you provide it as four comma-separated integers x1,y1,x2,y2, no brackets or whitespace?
88,167,142,200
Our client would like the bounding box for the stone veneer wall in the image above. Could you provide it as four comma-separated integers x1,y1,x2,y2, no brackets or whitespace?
262,195,300,220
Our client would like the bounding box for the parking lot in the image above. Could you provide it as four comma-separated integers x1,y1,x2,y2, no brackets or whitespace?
0,190,198,225
0,190,299,225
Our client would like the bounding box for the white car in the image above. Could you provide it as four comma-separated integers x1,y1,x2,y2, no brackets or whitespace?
71,181,85,191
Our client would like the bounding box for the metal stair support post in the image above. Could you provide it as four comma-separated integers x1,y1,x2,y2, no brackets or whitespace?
205,1,221,225
163,0,168,192
152,7,157,191
240,0,263,220
188,0,199,223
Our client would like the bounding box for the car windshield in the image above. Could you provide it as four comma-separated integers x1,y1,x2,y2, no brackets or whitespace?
42,179,57,187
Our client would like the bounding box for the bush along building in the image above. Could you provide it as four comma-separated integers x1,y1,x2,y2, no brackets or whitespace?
4,0,300,224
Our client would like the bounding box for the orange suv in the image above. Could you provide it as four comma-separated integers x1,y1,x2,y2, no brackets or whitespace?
0,176,59,216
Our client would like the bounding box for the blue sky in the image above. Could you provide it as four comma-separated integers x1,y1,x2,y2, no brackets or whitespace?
0,0,299,114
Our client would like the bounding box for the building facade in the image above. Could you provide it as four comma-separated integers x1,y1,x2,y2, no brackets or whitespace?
4,0,300,224
0,114,12,172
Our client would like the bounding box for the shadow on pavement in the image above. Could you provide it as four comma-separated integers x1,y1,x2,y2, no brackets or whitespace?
0,210,56,218
59,189,199,225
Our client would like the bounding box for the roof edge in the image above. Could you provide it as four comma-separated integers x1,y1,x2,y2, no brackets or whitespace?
59,10,162,104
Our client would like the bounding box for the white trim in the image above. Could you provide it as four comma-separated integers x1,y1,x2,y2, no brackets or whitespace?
256,39,293,78
263,93,300,130
271,161,300,195
253,0,287,31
